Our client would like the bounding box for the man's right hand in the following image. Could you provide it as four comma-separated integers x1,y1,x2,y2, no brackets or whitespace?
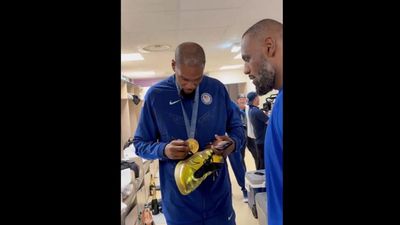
164,139,190,160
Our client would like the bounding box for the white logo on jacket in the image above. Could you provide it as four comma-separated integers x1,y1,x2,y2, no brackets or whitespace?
169,99,181,105
228,211,234,221
201,93,212,105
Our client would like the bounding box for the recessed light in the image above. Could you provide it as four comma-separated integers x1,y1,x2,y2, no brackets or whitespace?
234,53,242,59
219,64,244,70
231,45,241,53
124,71,156,78
121,53,144,61
139,44,171,53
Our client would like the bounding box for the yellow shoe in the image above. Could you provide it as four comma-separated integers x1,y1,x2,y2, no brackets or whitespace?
174,149,224,195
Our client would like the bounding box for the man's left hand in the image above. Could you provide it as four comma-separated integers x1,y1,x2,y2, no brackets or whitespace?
210,134,235,158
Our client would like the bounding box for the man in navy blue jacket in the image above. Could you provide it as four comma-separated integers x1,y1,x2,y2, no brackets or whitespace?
134,42,245,225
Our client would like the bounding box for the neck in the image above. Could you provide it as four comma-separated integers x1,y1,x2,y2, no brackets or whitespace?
273,59,283,90
180,89,196,99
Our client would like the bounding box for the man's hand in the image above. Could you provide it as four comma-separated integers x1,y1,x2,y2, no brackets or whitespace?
164,139,190,160
211,134,235,158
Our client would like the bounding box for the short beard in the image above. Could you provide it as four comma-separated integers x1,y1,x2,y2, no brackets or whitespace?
255,60,275,95
180,88,195,99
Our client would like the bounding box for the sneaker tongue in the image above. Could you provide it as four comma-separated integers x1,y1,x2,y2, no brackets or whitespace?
193,161,222,178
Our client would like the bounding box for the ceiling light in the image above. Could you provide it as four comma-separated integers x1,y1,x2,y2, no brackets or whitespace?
121,53,144,61
124,71,156,78
217,41,234,49
231,45,241,53
140,44,171,52
234,53,242,59
219,64,244,70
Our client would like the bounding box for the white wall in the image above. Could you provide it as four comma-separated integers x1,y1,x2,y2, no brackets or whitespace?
208,70,278,108
139,69,256,99
138,71,278,106
139,86,150,100
207,69,248,85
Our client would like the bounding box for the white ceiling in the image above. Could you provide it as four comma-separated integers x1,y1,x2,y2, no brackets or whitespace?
121,0,282,79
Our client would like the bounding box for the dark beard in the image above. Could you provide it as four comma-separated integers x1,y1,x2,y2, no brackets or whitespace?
255,61,275,95
180,88,195,99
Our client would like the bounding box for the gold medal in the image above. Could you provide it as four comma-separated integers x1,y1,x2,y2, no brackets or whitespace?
187,138,199,154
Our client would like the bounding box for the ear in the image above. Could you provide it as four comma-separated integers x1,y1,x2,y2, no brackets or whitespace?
264,37,276,57
171,59,176,72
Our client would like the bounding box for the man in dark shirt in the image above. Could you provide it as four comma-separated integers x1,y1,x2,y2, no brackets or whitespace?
247,91,269,170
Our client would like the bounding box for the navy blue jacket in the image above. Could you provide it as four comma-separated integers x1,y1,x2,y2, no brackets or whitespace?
249,105,269,145
134,75,245,225
265,89,283,225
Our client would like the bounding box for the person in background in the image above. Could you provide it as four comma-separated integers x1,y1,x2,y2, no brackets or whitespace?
247,91,269,170
236,94,258,169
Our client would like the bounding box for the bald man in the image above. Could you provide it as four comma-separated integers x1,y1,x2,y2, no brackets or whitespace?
241,19,283,225
134,42,245,225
